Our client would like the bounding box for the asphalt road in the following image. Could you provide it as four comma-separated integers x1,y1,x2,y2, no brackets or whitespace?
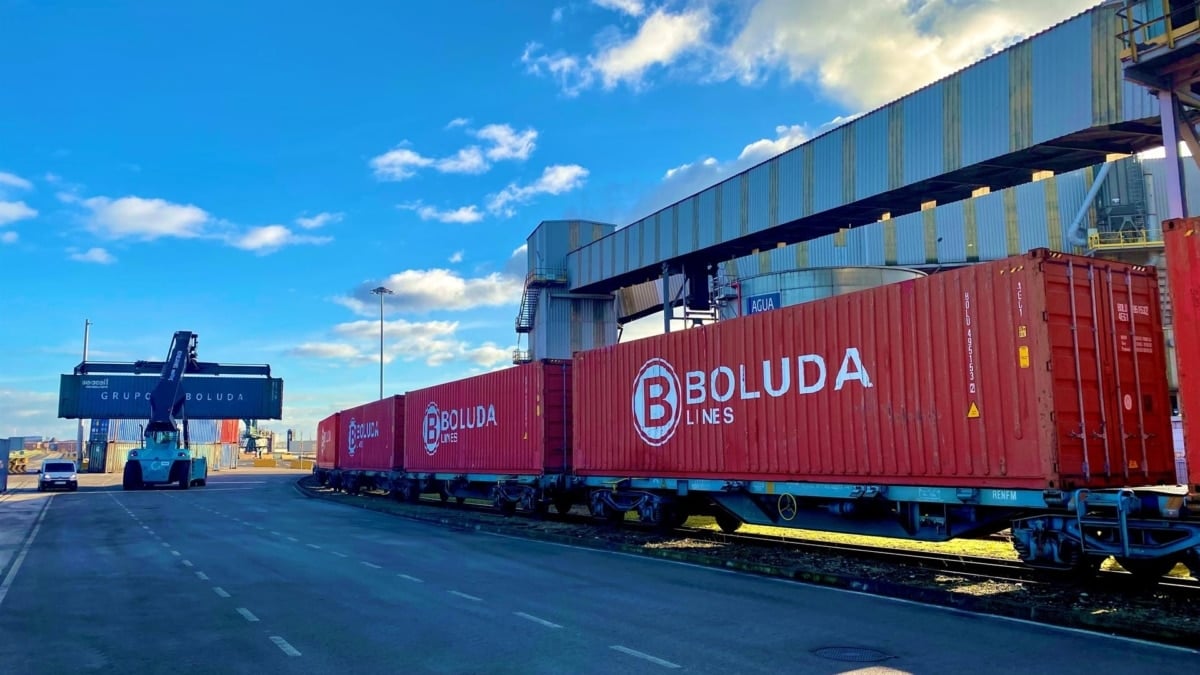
0,467,1195,674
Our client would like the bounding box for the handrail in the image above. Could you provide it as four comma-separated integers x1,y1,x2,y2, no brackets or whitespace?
1116,0,1200,62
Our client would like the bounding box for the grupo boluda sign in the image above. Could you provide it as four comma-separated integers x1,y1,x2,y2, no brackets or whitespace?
58,374,284,420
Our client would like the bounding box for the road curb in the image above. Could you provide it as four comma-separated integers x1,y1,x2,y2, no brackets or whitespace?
293,477,1199,650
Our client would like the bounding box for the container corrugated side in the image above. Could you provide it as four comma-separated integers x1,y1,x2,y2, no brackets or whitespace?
219,419,241,444
573,249,1175,490
1164,218,1200,490
336,397,403,472
316,412,340,469
403,360,572,475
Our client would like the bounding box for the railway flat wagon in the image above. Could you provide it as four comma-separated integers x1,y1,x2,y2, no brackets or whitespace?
401,359,573,515
331,395,405,495
572,250,1193,577
313,412,340,486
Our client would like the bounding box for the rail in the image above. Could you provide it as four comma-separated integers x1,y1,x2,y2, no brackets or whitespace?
1087,228,1165,250
1117,0,1200,62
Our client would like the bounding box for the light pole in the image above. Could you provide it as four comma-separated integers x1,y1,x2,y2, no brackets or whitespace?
370,286,393,399
77,319,91,467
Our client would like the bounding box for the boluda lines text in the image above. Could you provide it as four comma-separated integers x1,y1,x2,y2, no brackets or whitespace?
631,349,873,446
422,400,498,455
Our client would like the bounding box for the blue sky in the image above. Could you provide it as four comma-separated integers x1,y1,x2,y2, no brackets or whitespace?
0,0,1098,441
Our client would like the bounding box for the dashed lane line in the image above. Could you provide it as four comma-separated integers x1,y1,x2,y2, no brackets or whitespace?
515,612,562,629
398,574,423,583
269,636,301,657
332,552,348,558
196,572,210,581
213,587,231,598
448,590,482,602
236,608,260,623
306,544,321,550
361,562,381,569
610,646,681,669
182,560,193,567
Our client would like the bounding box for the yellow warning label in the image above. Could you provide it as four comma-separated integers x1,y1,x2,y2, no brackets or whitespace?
967,402,981,418
1018,345,1030,368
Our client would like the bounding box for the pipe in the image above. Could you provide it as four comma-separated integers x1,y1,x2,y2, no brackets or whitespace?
1067,161,1112,247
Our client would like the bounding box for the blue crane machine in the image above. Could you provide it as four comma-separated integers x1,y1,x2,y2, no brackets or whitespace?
58,330,283,490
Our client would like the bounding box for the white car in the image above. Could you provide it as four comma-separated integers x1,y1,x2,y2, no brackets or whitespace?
38,459,78,492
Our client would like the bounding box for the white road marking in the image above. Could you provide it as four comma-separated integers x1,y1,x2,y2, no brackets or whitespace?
306,544,321,550
170,550,180,557
0,495,51,610
269,636,301,657
270,531,282,536
610,646,681,669
332,552,348,558
398,574,423,583
255,526,265,530
213,587,231,598
361,561,381,569
196,572,210,581
448,590,482,602
515,612,562,629
161,542,170,548
182,560,193,567
236,608,259,622
286,537,299,542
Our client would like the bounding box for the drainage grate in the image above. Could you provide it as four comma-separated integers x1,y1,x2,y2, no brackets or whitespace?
812,647,893,663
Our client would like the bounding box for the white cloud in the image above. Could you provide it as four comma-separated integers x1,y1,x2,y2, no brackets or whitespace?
229,225,332,254
591,8,712,90
291,319,514,369
69,247,116,264
522,6,712,95
593,0,644,17
476,124,538,161
434,146,489,174
487,164,590,217
399,201,485,224
0,201,37,226
449,250,464,263
370,145,435,181
295,211,343,229
372,123,540,181
552,6,565,22
44,172,61,184
336,268,523,315
524,0,1095,109
0,389,65,439
0,172,33,191
1,231,17,244
81,195,209,240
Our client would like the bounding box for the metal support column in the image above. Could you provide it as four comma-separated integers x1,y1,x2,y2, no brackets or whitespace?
1160,88,1190,219
662,262,671,334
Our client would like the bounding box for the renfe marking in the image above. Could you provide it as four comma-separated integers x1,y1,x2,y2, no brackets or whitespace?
632,350,873,446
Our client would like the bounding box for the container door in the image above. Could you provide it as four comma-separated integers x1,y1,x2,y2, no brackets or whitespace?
1048,256,1174,487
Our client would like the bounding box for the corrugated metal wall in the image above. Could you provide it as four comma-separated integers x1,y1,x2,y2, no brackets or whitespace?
716,163,1100,275
567,3,1160,291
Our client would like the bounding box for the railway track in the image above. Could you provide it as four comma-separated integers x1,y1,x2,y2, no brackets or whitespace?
339,488,1200,595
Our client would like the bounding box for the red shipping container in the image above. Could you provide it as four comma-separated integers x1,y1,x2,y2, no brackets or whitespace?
219,419,241,445
403,360,571,475
573,249,1175,490
1164,218,1200,490
316,412,340,470
337,395,404,472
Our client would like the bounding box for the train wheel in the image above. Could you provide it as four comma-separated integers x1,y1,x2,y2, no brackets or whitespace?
714,510,742,533
1117,556,1178,583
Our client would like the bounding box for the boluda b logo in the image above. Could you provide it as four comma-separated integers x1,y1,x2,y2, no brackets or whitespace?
632,358,681,446
346,417,379,457
422,402,441,455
